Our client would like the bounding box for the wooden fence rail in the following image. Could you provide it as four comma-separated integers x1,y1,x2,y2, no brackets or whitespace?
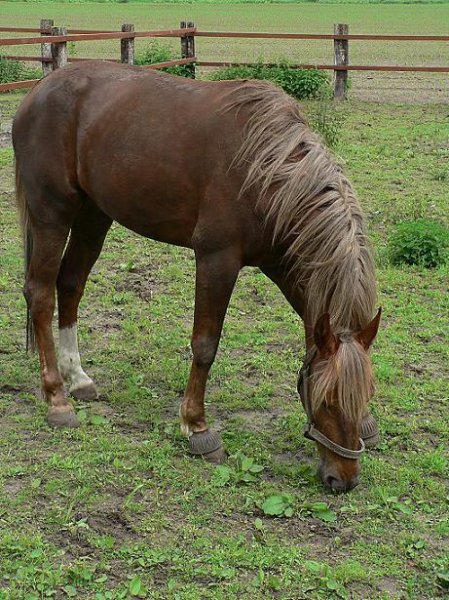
194,31,449,41
0,27,115,34
0,23,196,93
0,28,196,46
1,21,448,99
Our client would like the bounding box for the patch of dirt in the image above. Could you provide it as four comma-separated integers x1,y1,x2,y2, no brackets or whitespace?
376,576,403,597
272,448,315,466
231,407,289,433
416,333,445,344
4,477,24,497
0,384,22,395
404,360,448,379
90,401,116,419
254,511,336,553
249,286,267,306
47,493,139,558
403,363,426,377
114,419,153,435
50,529,96,562
116,268,158,302
349,582,379,599
88,309,123,333
87,507,135,543
0,386,37,419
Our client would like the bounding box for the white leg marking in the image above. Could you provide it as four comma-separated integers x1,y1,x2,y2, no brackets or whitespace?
179,402,192,437
59,325,94,393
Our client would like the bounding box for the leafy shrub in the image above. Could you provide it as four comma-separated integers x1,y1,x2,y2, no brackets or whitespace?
209,61,330,100
0,56,41,84
274,61,330,100
134,40,193,78
388,219,449,268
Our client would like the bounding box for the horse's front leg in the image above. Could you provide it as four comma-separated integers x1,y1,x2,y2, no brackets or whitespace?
180,248,240,463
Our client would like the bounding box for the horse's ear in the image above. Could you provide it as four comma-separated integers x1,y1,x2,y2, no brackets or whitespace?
314,313,338,358
357,308,382,351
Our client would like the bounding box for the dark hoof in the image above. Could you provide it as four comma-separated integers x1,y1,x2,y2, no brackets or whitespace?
361,413,380,448
47,408,79,428
189,430,227,464
202,446,228,465
70,383,98,401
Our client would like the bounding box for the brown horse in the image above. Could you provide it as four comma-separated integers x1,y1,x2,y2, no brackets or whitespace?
13,61,380,492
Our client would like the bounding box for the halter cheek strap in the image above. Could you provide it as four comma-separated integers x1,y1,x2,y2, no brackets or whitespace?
298,359,365,461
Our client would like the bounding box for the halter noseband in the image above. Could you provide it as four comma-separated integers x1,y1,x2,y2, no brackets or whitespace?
297,353,365,461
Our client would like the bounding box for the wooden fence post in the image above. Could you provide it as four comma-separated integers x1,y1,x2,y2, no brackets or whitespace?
121,24,135,65
334,23,349,100
40,18,54,77
180,21,196,78
51,26,68,70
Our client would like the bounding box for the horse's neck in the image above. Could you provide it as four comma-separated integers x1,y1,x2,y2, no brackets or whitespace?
260,261,307,320
260,261,324,351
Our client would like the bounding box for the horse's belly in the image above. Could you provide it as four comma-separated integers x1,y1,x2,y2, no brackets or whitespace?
79,137,202,248
84,180,198,248
106,197,197,248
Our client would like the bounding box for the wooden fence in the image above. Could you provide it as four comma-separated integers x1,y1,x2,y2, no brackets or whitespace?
1,21,449,98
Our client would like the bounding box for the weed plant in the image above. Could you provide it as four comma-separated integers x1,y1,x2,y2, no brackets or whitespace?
0,57,41,84
388,219,449,268
134,41,193,78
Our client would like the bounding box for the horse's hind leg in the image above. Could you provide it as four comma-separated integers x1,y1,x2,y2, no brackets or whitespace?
180,248,240,463
57,203,112,400
25,222,78,427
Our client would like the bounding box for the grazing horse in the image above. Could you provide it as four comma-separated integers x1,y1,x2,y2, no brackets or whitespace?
13,61,380,492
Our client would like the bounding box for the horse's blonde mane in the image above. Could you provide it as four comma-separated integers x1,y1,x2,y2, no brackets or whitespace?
225,80,377,422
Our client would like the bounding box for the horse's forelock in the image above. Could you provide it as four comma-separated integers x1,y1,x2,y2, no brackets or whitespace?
311,340,374,426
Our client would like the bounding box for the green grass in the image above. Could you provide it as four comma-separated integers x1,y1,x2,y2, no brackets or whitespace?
1,93,449,598
2,0,449,3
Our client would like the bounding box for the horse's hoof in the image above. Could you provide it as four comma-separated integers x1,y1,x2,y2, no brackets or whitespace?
202,446,228,464
47,408,79,428
189,430,227,464
70,383,98,402
361,413,379,448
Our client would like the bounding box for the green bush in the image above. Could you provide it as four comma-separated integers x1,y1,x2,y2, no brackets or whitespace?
209,61,330,100
0,56,41,84
388,219,449,268
134,41,193,78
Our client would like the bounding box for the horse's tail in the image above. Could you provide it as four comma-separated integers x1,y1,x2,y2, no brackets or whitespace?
15,162,35,353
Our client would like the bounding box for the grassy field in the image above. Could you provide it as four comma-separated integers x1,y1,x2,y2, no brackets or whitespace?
2,0,449,4
1,89,449,598
1,4,449,101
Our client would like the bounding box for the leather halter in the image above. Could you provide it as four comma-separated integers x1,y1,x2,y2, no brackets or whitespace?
297,352,365,460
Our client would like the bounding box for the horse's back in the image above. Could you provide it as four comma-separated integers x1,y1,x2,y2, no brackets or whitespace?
13,62,255,248
14,60,240,175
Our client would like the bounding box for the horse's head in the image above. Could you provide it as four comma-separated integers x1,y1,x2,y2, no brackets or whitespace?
298,310,381,492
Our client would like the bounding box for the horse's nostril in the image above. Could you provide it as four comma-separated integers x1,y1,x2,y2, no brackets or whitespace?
325,475,340,490
325,474,359,492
